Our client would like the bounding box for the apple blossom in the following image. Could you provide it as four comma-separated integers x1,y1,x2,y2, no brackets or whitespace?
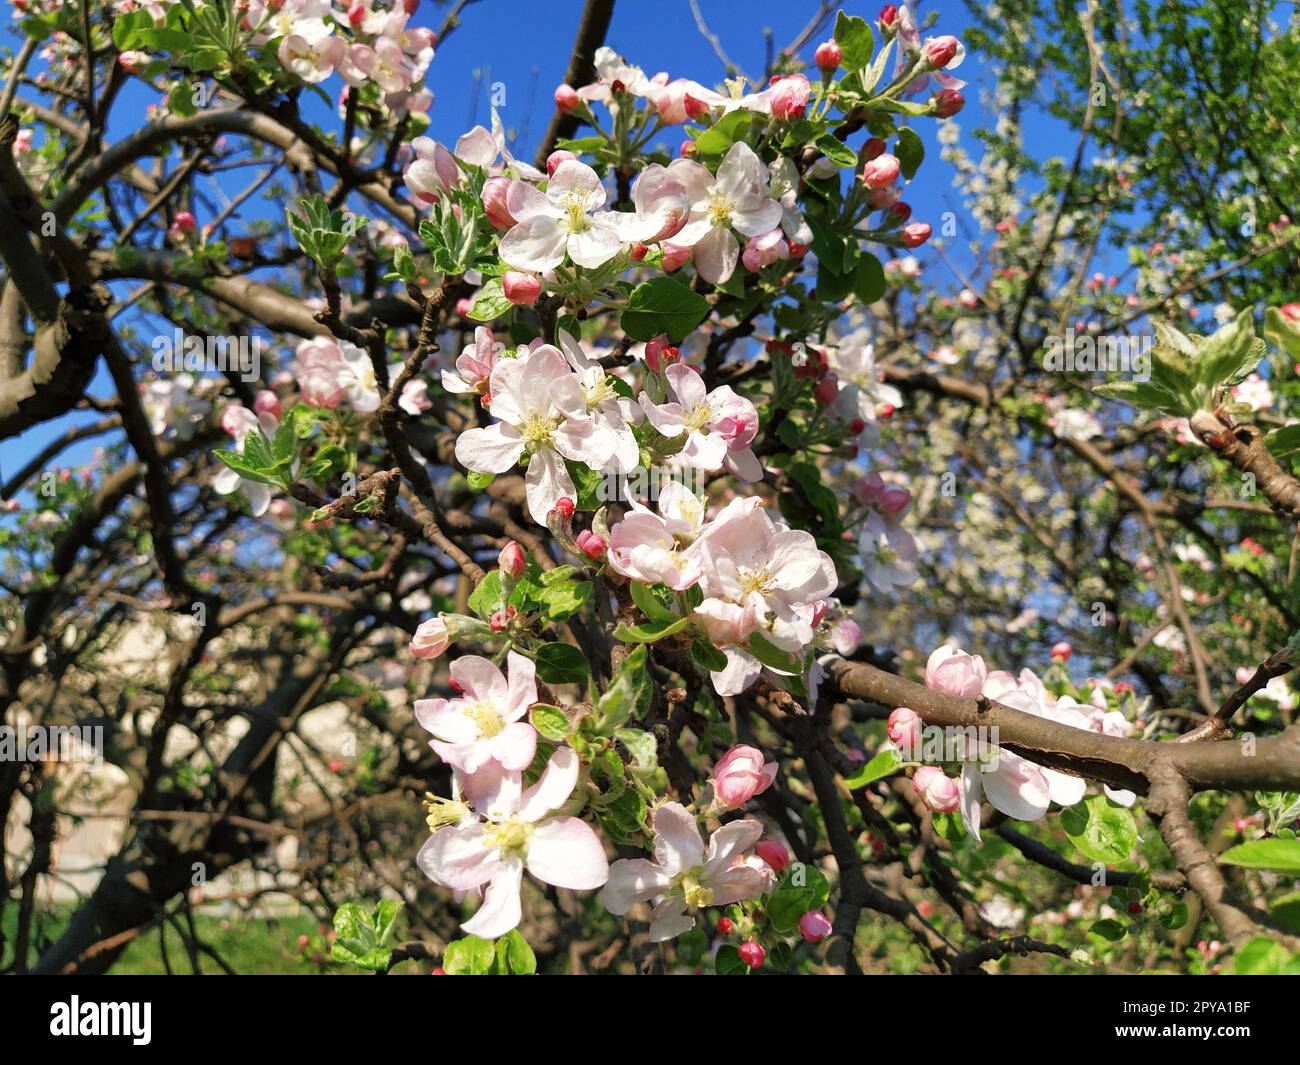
800,910,833,943
454,342,612,524
664,142,784,284
887,706,922,756
708,744,778,811
600,802,767,941
409,617,450,659
912,766,960,813
417,747,608,939
441,326,502,396
755,838,790,874
768,74,811,120
639,363,763,480
738,941,765,968
862,153,901,189
901,222,932,247
815,40,842,72
925,644,988,698
502,270,542,305
607,479,707,590
414,651,539,774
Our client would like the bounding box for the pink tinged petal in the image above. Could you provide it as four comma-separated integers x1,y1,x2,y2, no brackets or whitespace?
665,362,708,408
505,179,555,221
548,159,607,207
454,125,497,169
526,816,609,889
517,745,580,822
415,699,477,743
959,763,983,842
488,721,538,772
639,397,687,436
500,216,568,273
449,655,509,703
416,823,498,890
705,865,770,906
980,755,1051,823
460,856,524,938
456,423,523,474
724,447,764,482
677,430,729,470
1105,786,1137,808
730,200,785,237
712,648,763,696
505,649,538,720
245,482,272,517
648,896,696,942
456,760,519,811
600,858,673,914
703,818,764,874
651,801,705,876
524,448,576,526
567,223,624,269
1043,767,1087,808
693,225,739,285
430,739,489,774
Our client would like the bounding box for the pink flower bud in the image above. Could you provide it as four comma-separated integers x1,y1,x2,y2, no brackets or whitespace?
660,242,693,271
710,745,778,811
813,373,839,405
553,496,575,519
481,176,516,231
869,185,900,209
934,88,965,118
887,706,922,756
575,529,607,560
925,646,987,698
768,73,811,120
546,149,578,176
118,50,150,74
924,36,961,69
498,540,526,579
878,484,912,516
901,222,931,248
800,910,833,943
173,210,197,233
716,916,734,934
879,5,899,29
912,766,960,813
756,838,790,874
629,242,649,261
455,298,473,316
862,138,887,161
502,271,541,305
1051,641,1073,661
644,335,678,373
554,84,581,113
253,389,281,419
738,941,765,969
409,616,450,659
814,40,842,72
1281,302,1300,324
861,153,900,189
489,606,516,632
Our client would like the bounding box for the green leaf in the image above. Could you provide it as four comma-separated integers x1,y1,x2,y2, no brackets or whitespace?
615,727,659,775
1090,918,1127,942
535,642,590,685
1093,379,1190,416
467,570,504,620
692,110,752,158
852,253,886,305
469,278,512,321
815,134,858,169
1229,936,1299,975
329,900,403,971
539,579,592,622
690,639,729,672
833,10,876,71
1219,837,1300,873
630,580,679,623
895,127,924,180
442,935,496,976
529,703,571,742
466,470,496,489
1266,424,1300,459
1195,308,1257,389
563,459,608,510
714,943,748,975
745,632,804,674
843,746,903,789
500,929,537,975
595,645,651,733
614,616,690,643
621,277,710,344
1062,795,1137,865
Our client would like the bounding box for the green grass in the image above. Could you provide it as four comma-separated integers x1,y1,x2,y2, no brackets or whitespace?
7,906,343,974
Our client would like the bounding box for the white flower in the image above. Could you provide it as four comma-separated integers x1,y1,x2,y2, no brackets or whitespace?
454,344,611,524
600,802,768,941
667,142,785,284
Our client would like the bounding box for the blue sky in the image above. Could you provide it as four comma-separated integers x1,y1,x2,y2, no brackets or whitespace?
0,0,1040,489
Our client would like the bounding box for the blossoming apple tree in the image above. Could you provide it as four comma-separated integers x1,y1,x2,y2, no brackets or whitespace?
2,0,1299,975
